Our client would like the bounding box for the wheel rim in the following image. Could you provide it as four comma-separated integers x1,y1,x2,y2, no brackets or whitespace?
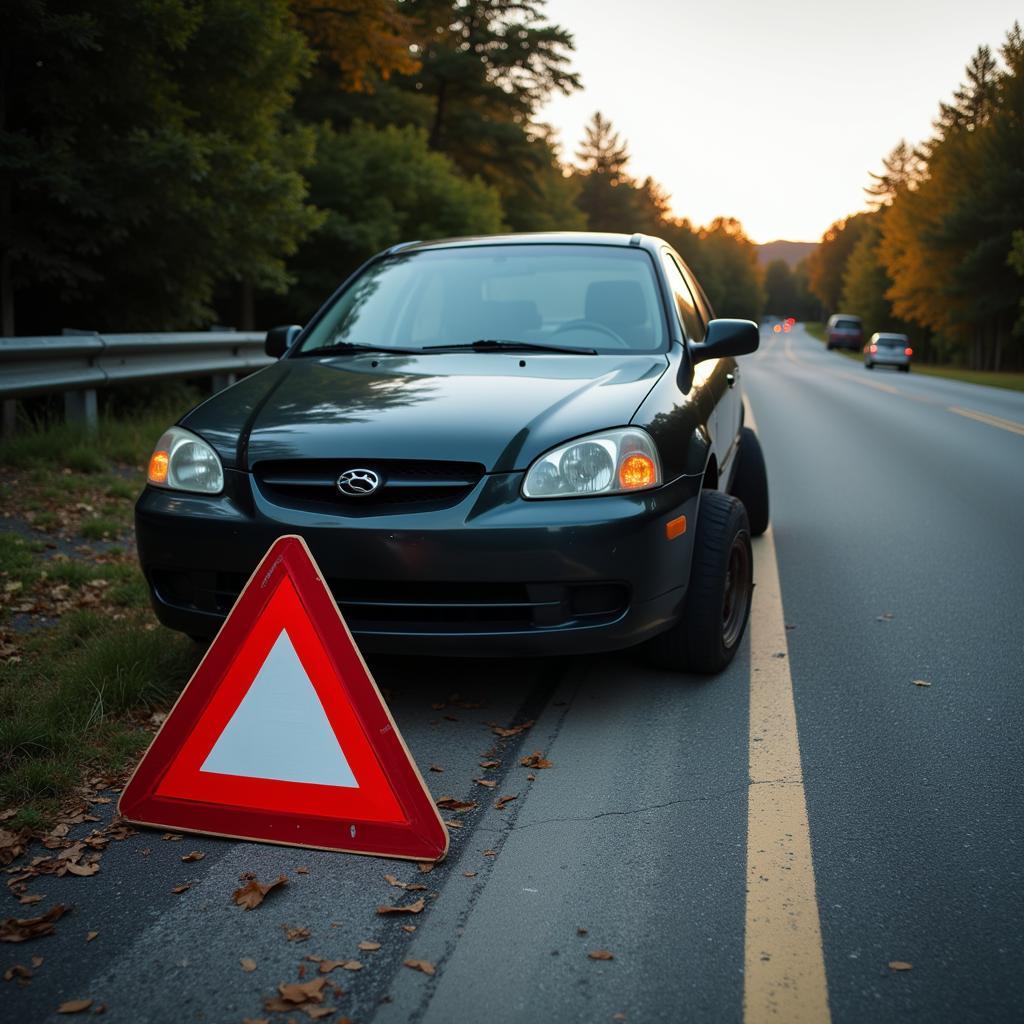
721,535,752,650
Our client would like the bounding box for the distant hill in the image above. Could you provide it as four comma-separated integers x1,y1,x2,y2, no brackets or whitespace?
756,240,817,268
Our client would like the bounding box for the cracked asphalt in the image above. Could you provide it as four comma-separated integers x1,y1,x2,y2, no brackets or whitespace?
4,324,1024,1023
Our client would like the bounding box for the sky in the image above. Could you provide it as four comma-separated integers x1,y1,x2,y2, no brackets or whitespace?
537,0,1022,243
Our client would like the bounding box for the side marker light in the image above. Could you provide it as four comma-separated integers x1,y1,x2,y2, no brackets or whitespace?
666,515,687,540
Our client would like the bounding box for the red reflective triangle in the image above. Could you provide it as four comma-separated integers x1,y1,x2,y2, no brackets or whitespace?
119,535,448,861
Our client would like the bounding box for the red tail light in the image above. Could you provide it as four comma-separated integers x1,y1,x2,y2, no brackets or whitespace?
904,347,913,356
869,345,878,353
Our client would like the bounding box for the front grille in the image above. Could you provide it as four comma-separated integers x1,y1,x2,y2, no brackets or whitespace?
253,459,484,516
152,570,629,634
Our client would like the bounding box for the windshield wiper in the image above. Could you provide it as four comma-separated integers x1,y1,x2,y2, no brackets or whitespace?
294,342,420,357
423,339,597,355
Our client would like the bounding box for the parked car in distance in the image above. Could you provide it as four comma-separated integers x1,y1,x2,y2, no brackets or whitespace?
136,232,771,675
826,314,863,351
864,332,912,372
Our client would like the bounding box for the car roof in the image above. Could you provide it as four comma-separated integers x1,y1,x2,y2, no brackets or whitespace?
872,332,908,340
386,231,663,256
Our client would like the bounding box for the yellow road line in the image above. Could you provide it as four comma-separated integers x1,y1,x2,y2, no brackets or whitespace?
743,405,831,1024
948,405,1024,437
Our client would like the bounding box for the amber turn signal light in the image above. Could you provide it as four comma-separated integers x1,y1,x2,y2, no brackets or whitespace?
148,450,170,484
665,515,687,540
618,453,656,490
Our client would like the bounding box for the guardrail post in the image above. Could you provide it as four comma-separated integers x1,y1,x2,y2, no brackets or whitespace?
211,372,237,394
64,389,98,431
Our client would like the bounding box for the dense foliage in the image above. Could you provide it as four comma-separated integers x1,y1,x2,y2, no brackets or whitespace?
807,24,1024,369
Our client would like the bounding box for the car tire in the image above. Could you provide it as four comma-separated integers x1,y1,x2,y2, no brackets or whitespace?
900,365,910,373
866,362,873,369
730,427,769,536
826,341,834,350
643,491,753,675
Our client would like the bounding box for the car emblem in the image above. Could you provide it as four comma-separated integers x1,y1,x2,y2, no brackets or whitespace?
336,468,380,497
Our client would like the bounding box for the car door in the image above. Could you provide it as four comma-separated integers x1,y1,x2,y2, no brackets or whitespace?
660,250,738,488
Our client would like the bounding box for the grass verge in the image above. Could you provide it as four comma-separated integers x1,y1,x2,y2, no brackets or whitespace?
1,395,204,827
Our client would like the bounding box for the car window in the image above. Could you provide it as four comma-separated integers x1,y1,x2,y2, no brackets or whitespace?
835,319,861,331
660,252,705,342
299,244,667,354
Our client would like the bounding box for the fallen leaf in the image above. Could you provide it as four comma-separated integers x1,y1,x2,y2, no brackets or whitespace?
888,961,913,971
474,778,497,788
912,679,931,687
31,956,43,968
588,949,614,961
404,958,436,976
494,794,518,810
417,862,435,874
277,977,327,1003
490,719,535,738
57,999,93,1014
877,612,895,621
86,931,98,943
613,1014,627,1021
443,819,463,829
296,866,309,875
4,963,32,982
479,759,500,769
1,904,70,943
527,773,536,781
384,873,407,889
435,797,478,812
577,927,588,936
482,849,497,857
520,751,553,769
316,959,359,974
463,871,477,878
171,883,192,894
429,765,444,773
283,925,311,942
161,833,182,841
242,1019,269,1024
18,895,43,906
358,941,381,951
377,898,425,916
64,861,100,877
342,960,363,971
181,851,205,863
401,924,416,933
233,874,287,910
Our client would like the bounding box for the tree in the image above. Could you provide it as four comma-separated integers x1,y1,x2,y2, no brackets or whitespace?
763,260,799,317
1,0,319,334
865,139,925,209
839,215,895,339
806,213,872,315
575,112,630,181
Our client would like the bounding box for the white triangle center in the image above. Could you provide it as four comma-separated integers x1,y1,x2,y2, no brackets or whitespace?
201,629,358,788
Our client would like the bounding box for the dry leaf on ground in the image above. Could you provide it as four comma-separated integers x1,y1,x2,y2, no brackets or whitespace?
463,871,477,878
479,759,500,769
577,927,588,935
912,679,931,687
171,883,192,894
417,862,435,874
85,931,98,943
276,977,328,1004
404,959,436,976
240,958,257,972
377,898,425,916
474,778,497,788
888,961,913,971
495,795,518,810
401,924,416,933
588,949,614,961
161,833,182,841
490,720,535,738
358,941,381,951
435,797,478,812
296,866,309,875
482,849,497,857
443,819,463,829
181,851,205,863
1,904,70,943
429,765,444,773
283,925,311,942
4,963,32,982
56,999,93,1014
520,751,553,769
233,874,287,910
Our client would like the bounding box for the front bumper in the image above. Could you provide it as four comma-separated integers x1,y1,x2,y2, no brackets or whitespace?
136,469,701,657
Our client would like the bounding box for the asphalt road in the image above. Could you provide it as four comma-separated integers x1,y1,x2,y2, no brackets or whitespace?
4,323,1023,1024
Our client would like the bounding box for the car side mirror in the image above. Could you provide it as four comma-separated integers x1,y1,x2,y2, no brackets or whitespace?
690,319,759,364
265,324,302,358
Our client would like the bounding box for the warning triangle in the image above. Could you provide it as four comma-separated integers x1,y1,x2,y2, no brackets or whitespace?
119,535,448,861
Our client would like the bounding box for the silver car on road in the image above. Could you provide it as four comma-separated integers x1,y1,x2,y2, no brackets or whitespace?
864,332,912,372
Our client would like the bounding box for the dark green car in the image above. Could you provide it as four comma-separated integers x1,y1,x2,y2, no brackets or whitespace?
136,233,769,673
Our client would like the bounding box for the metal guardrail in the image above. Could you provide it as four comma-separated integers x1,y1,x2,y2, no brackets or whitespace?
0,330,274,429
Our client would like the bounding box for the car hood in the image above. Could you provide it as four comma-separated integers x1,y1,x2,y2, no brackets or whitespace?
182,352,668,472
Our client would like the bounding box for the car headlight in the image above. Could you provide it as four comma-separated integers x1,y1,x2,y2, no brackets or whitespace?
522,428,661,499
146,426,224,494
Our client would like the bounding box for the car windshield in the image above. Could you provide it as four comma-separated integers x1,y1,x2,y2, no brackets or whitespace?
296,244,667,355
835,320,861,331
879,336,907,347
